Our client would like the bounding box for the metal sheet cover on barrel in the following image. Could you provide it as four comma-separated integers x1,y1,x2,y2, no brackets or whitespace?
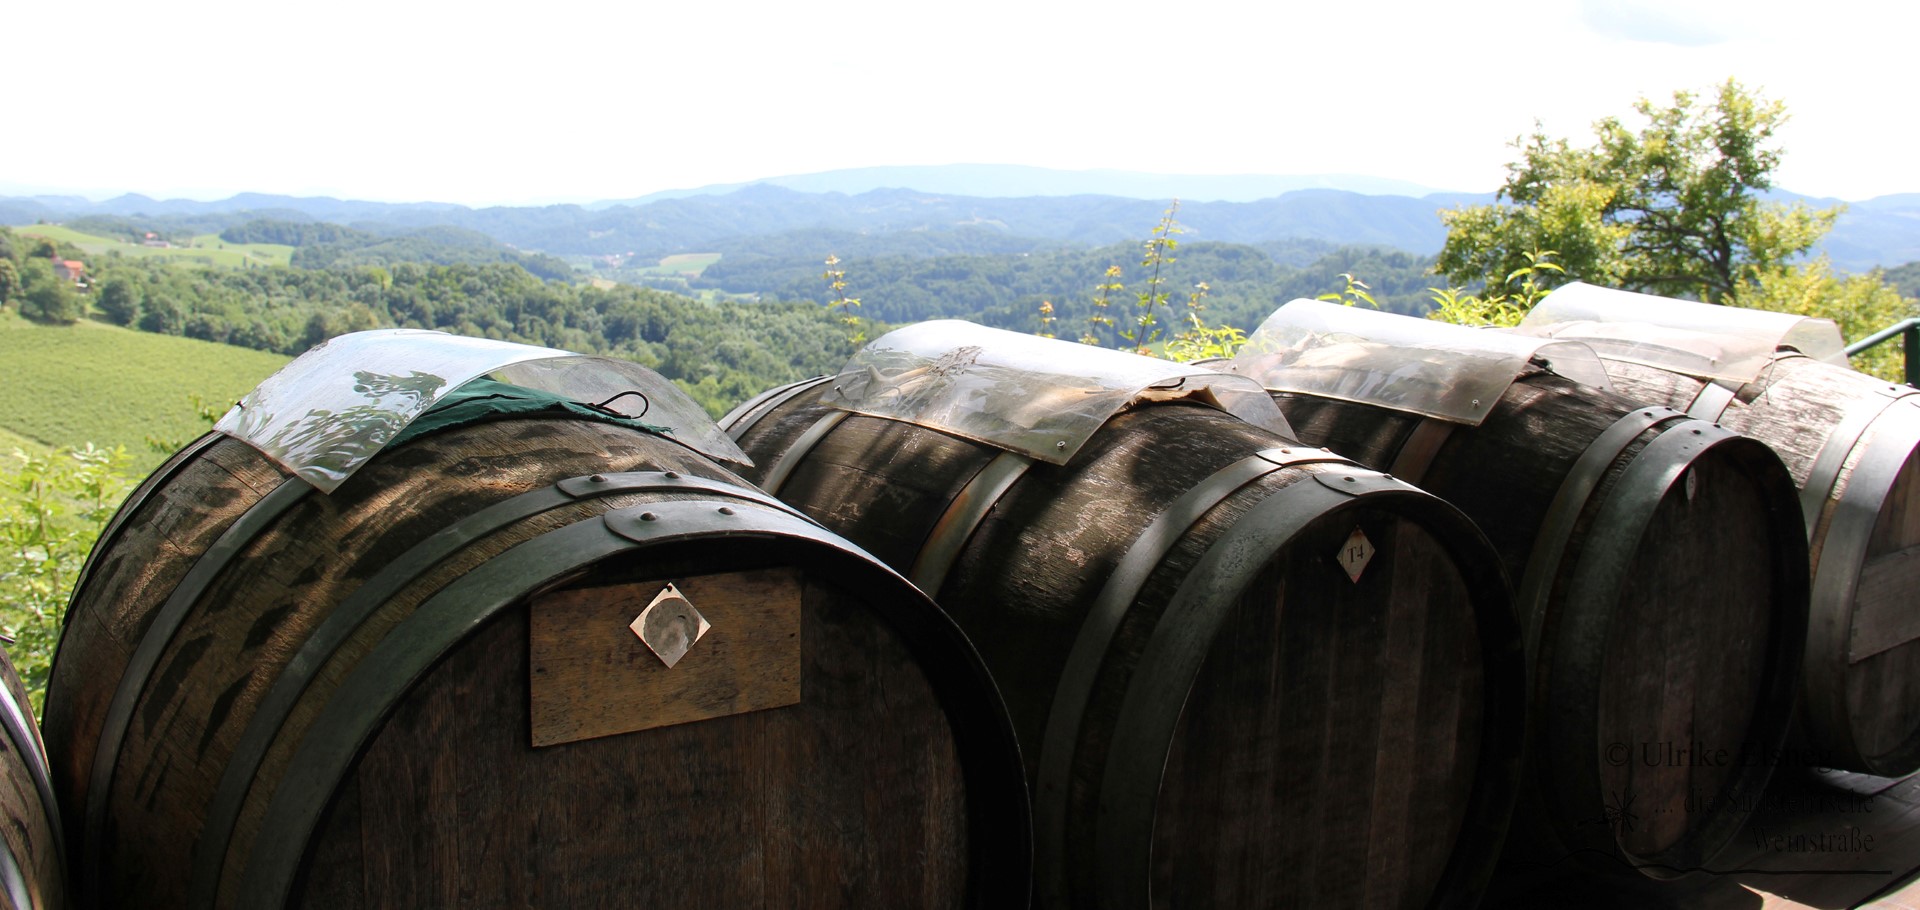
1517,282,1920,777
723,321,1527,910
1220,301,1810,881
40,330,1030,910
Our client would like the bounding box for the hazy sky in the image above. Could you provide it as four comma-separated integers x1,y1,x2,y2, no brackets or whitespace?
9,0,1911,205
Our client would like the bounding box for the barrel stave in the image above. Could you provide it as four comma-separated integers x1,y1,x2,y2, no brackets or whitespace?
286,565,974,910
1271,370,1806,876
1606,355,1920,774
734,386,1523,909
47,409,1026,909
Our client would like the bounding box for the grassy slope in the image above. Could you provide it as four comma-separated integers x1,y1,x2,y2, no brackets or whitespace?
16,225,293,269
0,312,288,469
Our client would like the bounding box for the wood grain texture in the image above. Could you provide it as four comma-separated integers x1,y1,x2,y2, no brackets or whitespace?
1608,355,1920,775
736,387,1521,910
290,578,972,910
1150,514,1484,910
46,415,1016,910
1594,452,1775,859
41,434,284,858
528,568,803,747
1274,371,1802,876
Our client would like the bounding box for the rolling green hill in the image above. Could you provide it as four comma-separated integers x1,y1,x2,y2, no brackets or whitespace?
14,224,292,269
0,312,288,469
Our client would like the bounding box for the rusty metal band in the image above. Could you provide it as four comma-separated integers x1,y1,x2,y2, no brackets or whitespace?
1685,381,1738,423
1093,475,1525,909
188,471,805,909
233,498,1030,909
1511,407,1685,663
1805,400,1920,772
717,375,832,441
1801,386,1920,539
907,451,1035,597
81,475,313,910
66,432,226,606
1386,416,1456,486
1032,445,1351,908
1544,426,1805,875
0,670,63,889
759,411,850,496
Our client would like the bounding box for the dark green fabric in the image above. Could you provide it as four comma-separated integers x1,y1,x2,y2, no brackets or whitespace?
389,378,673,448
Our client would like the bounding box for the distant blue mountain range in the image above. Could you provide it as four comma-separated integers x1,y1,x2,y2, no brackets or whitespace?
4,165,1916,271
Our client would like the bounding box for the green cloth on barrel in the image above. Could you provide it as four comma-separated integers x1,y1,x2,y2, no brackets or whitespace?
389,378,674,448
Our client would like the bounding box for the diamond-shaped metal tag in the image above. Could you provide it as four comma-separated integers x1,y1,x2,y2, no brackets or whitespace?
1337,527,1374,583
631,583,711,668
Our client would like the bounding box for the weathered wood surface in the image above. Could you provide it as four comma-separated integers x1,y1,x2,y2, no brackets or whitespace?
728,382,1524,909
1484,766,1920,909
0,649,63,910
1607,355,1920,777
1272,369,1808,880
528,568,803,747
292,576,975,910
42,417,1027,910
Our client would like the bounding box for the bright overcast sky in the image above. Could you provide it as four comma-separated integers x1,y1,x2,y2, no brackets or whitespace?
7,0,1912,205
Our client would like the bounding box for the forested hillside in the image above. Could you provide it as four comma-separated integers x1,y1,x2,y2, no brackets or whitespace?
0,227,859,418
701,241,1439,332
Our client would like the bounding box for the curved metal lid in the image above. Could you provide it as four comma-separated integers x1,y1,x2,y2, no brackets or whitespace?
214,329,749,492
1224,299,1614,425
820,320,1293,464
1516,282,1848,382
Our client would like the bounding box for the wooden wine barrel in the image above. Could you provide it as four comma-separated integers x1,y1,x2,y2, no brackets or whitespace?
1255,361,1808,880
42,369,1028,909
1602,352,1920,775
723,325,1527,910
0,648,65,910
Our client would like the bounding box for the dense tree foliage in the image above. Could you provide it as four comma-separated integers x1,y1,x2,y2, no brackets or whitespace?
16,259,83,324
697,241,1438,341
1438,80,1835,303
0,444,133,707
219,218,369,246
289,226,577,281
96,277,139,326
44,253,854,415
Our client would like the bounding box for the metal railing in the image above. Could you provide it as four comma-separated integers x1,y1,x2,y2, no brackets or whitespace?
1845,318,1920,387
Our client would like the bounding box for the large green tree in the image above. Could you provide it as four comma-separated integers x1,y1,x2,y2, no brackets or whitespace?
17,260,84,324
96,277,140,326
1436,80,1836,303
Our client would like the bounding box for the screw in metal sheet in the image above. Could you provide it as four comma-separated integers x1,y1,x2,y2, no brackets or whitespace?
717,506,735,516
632,583,711,669
1056,441,1067,450
664,471,680,479
1343,476,1356,483
640,512,658,522
590,474,607,483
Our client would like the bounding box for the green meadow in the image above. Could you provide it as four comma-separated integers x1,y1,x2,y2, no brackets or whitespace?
15,225,293,269
635,252,721,276
0,312,289,470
